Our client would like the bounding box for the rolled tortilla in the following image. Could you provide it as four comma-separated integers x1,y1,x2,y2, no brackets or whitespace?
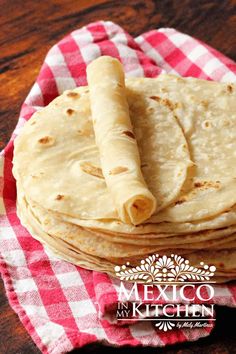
86,56,156,225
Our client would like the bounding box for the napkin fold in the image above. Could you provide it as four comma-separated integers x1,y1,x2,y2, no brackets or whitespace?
0,20,236,354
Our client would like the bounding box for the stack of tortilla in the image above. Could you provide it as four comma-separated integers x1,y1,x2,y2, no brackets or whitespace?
13,56,236,282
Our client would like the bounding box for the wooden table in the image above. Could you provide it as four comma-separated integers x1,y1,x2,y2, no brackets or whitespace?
0,0,236,353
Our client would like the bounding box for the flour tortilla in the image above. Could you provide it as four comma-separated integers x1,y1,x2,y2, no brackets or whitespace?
13,71,236,283
34,203,236,247
20,186,236,248
13,78,191,223
66,75,236,228
17,194,236,282
18,187,236,256
58,206,236,236
87,56,156,225
13,75,236,230
133,76,236,223
17,199,236,249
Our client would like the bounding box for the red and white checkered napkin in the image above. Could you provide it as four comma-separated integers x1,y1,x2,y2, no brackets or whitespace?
1,21,236,354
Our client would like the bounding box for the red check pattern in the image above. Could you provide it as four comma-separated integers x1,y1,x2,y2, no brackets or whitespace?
0,21,236,354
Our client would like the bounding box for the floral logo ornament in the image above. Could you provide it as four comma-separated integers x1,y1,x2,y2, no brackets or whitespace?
114,254,216,283
155,321,175,332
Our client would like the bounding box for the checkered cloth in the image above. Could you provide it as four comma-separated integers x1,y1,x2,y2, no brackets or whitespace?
1,21,236,354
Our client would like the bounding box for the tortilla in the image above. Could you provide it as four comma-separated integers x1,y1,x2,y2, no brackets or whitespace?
17,193,236,283
136,75,236,223
17,187,236,258
13,62,236,283
22,190,236,247
13,77,191,222
87,56,156,224
58,206,236,236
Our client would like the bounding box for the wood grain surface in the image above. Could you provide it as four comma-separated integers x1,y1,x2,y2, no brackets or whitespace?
0,0,236,353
